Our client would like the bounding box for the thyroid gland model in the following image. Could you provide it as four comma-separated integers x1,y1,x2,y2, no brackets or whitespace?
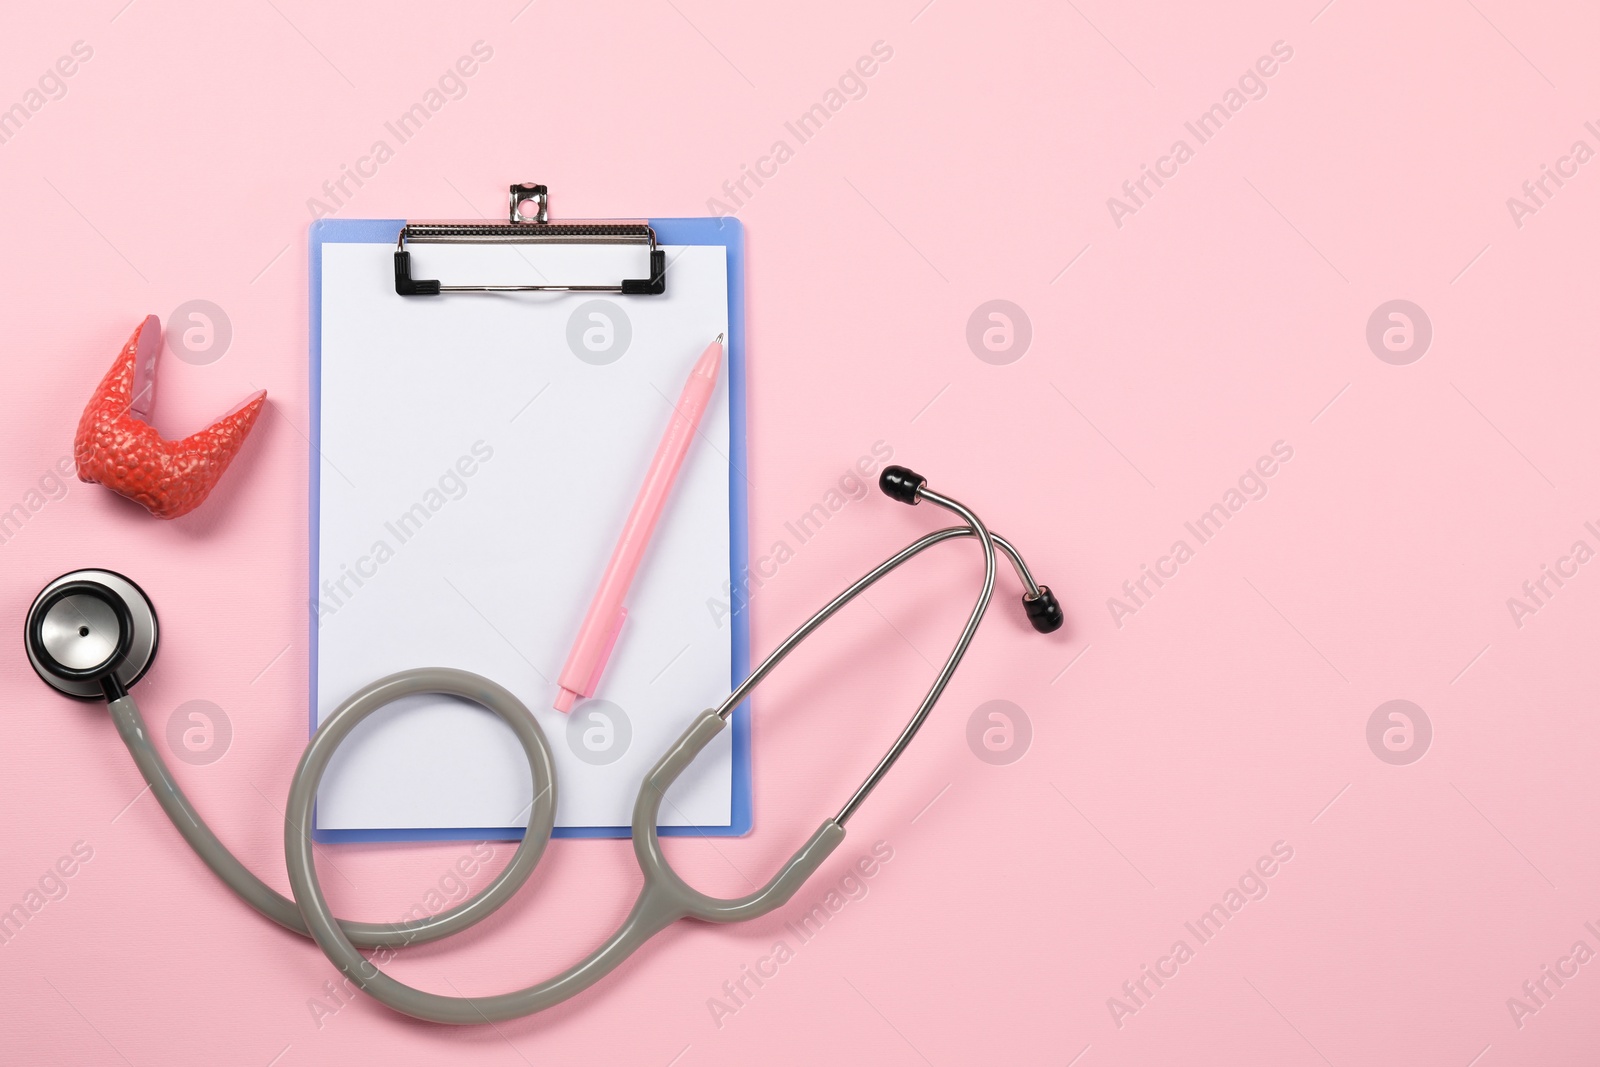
74,315,266,519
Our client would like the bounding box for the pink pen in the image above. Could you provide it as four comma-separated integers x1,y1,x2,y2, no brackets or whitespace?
553,334,725,712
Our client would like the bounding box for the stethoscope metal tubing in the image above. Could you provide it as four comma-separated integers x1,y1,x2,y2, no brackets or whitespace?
711,489,1011,825
714,520,1037,725
837,488,996,823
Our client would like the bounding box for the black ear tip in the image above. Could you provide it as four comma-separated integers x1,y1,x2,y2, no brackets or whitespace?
1024,586,1064,634
879,465,925,505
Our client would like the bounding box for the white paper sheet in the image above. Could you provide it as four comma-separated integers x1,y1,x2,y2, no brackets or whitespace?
314,239,733,833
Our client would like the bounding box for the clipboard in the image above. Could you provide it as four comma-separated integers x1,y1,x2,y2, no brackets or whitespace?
308,184,751,842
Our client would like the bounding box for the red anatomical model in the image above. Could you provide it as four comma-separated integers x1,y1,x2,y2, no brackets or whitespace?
75,315,267,519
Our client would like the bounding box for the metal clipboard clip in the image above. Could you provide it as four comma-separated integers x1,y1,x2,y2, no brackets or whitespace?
394,182,667,297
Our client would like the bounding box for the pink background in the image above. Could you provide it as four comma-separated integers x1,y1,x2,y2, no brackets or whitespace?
3,1,1599,1063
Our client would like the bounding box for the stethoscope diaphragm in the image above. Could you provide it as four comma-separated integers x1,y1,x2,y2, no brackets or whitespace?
25,569,159,700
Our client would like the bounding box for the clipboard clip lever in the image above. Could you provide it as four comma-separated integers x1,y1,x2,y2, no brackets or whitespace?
394,183,667,297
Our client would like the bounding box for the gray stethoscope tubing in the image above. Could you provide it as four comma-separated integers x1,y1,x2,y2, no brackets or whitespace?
26,466,1061,1024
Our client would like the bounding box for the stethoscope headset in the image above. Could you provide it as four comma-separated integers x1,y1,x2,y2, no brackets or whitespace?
24,465,1062,1024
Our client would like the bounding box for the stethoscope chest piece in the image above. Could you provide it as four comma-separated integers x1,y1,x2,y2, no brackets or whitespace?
26,569,159,700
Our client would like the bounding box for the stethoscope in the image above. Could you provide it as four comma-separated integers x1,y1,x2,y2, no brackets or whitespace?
24,465,1061,1025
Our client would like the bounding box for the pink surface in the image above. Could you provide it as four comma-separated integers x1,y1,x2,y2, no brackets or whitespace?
1,1,1597,1064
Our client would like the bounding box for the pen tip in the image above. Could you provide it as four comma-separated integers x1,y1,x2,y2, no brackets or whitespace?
715,333,725,345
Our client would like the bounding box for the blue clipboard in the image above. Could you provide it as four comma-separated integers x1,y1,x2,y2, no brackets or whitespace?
308,215,751,841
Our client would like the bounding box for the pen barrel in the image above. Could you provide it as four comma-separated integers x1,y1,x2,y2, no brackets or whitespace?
602,383,706,591
556,366,718,698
